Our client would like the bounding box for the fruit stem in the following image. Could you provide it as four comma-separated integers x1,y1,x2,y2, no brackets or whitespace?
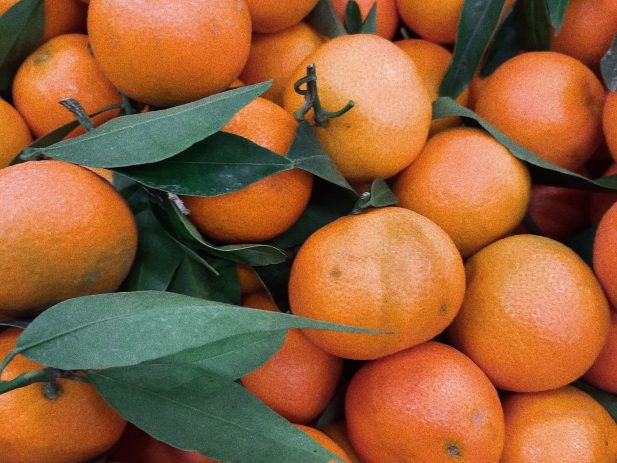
292,64,354,127
0,367,57,395
59,98,96,132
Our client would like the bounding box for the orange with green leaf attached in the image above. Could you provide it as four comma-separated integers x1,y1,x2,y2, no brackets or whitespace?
331,0,400,39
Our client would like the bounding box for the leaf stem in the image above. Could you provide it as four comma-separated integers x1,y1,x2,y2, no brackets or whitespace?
0,367,57,395
59,98,96,132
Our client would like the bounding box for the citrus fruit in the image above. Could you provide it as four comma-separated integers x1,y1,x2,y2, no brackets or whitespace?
0,160,138,318
87,0,252,107
590,163,617,225
604,92,617,162
237,264,262,295
584,310,617,394
0,99,31,168
448,234,610,392
283,34,431,183
0,328,127,463
395,38,469,134
181,98,312,243
296,424,352,463
475,51,605,170
345,342,505,463
245,0,319,33
12,34,121,138
392,127,531,257
594,203,617,307
240,22,324,106
322,421,363,463
331,0,400,39
501,385,617,462
240,292,343,423
289,207,465,360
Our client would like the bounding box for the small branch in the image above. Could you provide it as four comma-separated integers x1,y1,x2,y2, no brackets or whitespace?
0,368,57,395
59,98,96,132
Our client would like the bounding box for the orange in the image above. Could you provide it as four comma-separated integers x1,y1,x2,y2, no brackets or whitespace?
295,424,352,463
87,167,114,184
289,207,465,360
237,264,262,295
322,421,363,463
590,163,617,225
475,51,606,170
181,98,312,243
331,0,400,39
240,22,324,106
240,292,343,423
584,310,617,394
551,0,617,70
0,99,31,168
395,39,469,134
0,160,138,318
501,386,617,462
283,34,431,183
0,0,86,42
245,0,319,33
12,34,121,138
604,92,617,162
448,234,610,392
0,328,126,463
594,203,617,307
396,0,515,44
346,342,505,463
393,127,531,257
88,0,251,107
467,73,487,110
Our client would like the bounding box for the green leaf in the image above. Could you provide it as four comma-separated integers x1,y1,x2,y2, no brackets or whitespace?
518,0,552,51
0,320,29,329
480,7,519,77
567,227,596,268
254,261,293,313
0,0,43,94
573,380,617,421
89,364,345,463
16,291,375,370
353,178,398,211
545,0,570,34
601,34,617,92
359,2,378,34
432,97,617,192
440,0,508,98
113,131,293,196
344,1,363,33
31,82,271,168
306,0,347,38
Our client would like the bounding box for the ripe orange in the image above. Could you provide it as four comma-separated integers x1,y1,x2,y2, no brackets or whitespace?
283,34,431,183
346,342,505,463
87,167,114,184
501,386,617,462
448,234,610,392
584,310,617,394
331,0,400,39
240,292,343,423
594,203,617,307
0,99,31,168
245,0,319,33
181,98,312,243
289,207,465,360
295,425,352,463
551,0,617,70
590,163,617,225
475,51,606,170
392,127,531,257
321,421,363,463
237,264,262,295
0,328,127,463
396,39,469,134
0,0,86,42
240,22,324,106
604,92,617,162
12,34,121,138
88,0,252,107
0,160,138,318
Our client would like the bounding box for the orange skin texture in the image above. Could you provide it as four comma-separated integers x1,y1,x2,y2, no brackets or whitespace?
331,0,400,39
289,207,465,360
87,167,115,184
393,127,531,257
595,203,617,308
240,22,324,106
395,39,469,134
0,160,138,317
501,386,617,462
245,0,319,33
448,234,610,392
0,0,86,42
551,0,617,70
87,0,252,107
475,51,606,171
467,72,487,110
0,329,126,463
0,99,31,168
396,0,515,44
584,310,617,394
241,292,343,423
296,425,352,463
181,98,312,243
322,421,363,463
604,92,617,162
236,264,262,295
590,163,617,225
12,34,121,138
345,342,505,463
283,34,431,183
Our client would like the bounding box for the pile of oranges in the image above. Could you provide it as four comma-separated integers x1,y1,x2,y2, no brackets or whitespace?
1,0,617,462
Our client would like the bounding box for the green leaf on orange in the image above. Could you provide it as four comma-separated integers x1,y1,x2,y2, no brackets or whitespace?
307,0,347,38
601,34,617,91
